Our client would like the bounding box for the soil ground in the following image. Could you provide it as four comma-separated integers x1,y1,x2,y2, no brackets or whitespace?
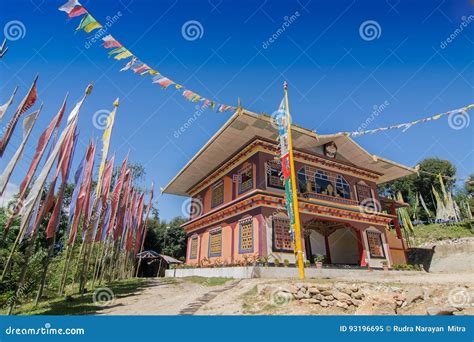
98,271,474,316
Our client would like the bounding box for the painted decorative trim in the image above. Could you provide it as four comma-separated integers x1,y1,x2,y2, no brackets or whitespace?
188,138,382,196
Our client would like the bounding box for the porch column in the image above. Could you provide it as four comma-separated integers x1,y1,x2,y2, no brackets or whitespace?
357,229,366,267
391,203,406,251
324,234,332,264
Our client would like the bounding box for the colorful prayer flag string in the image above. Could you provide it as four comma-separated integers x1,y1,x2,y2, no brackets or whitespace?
58,1,237,114
339,104,473,137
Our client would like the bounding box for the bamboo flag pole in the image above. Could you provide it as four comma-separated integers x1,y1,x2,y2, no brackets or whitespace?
283,81,305,280
79,99,119,294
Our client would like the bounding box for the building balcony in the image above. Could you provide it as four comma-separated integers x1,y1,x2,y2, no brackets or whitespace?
301,191,361,207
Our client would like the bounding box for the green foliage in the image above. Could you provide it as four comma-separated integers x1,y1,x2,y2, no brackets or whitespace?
143,216,186,260
379,158,456,220
412,222,473,246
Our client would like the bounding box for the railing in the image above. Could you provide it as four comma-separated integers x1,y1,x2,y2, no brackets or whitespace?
301,191,360,207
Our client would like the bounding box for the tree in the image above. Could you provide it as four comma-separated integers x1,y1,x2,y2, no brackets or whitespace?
379,158,457,220
144,217,186,260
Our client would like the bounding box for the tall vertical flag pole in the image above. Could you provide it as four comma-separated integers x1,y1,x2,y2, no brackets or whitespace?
283,81,305,280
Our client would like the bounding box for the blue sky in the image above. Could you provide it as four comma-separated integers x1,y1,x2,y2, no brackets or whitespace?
0,0,473,220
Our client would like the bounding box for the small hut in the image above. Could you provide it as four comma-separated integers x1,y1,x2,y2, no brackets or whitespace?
136,251,183,277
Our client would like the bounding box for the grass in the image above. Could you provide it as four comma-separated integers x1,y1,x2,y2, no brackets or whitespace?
184,276,231,286
411,221,473,246
1,278,152,316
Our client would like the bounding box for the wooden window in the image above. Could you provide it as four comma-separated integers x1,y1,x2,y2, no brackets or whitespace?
189,237,198,259
366,231,385,258
238,165,253,194
208,228,222,257
335,175,351,199
266,160,284,189
356,183,372,203
272,216,294,252
239,218,254,253
315,170,334,196
211,180,224,208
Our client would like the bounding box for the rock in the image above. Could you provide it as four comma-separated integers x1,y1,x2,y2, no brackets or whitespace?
351,299,362,307
300,287,307,294
336,301,349,309
351,291,364,300
300,298,320,304
295,290,310,299
405,288,424,305
313,294,324,301
335,285,353,295
333,291,351,302
426,307,458,316
308,287,320,295
324,295,334,301
355,296,397,315
321,290,333,296
279,285,298,294
320,300,329,307
317,284,332,291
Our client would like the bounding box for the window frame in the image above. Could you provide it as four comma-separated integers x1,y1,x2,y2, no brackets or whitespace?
266,160,285,190
189,236,198,260
238,217,254,253
208,227,222,257
238,164,253,195
271,216,294,253
366,230,386,259
210,180,224,209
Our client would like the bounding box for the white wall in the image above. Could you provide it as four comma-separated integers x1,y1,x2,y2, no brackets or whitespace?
308,230,326,257
328,228,359,265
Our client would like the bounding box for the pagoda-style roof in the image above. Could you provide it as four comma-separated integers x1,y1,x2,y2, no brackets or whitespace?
163,109,416,196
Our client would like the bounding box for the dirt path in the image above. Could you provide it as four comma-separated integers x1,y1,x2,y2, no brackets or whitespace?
97,272,473,315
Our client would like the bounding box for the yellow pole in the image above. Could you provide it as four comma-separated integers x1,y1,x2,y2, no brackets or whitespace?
284,81,305,280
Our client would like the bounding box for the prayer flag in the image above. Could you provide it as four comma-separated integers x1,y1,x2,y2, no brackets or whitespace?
0,109,40,195
102,35,122,48
0,86,18,122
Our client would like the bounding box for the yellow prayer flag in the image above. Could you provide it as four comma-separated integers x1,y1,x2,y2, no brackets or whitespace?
114,50,132,60
84,22,102,33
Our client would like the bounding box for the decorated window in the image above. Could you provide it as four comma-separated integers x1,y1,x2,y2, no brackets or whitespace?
272,216,294,252
266,160,284,189
315,170,334,196
238,164,253,194
239,218,254,253
356,183,372,203
335,175,351,199
189,236,198,259
366,231,385,258
211,180,224,208
208,228,222,257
